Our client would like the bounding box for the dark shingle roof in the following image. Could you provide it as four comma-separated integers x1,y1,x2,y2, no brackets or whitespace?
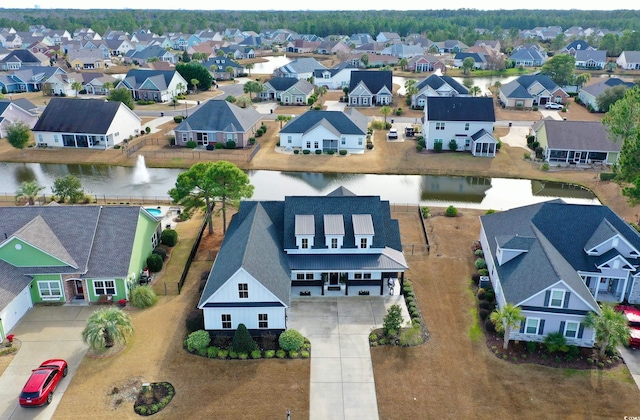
265,77,298,91
426,96,495,122
541,120,621,152
416,75,468,94
280,110,367,136
349,70,392,94
175,100,261,132
581,78,634,97
33,98,121,134
122,69,176,90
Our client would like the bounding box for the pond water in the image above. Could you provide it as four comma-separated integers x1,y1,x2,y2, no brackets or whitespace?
0,163,598,210
251,55,293,74
394,74,518,96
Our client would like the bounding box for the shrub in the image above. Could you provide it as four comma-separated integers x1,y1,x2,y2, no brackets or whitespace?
238,352,248,360
302,149,311,154
478,300,493,311
294,149,300,154
445,205,458,217
477,288,486,300
251,349,262,359
226,140,236,149
479,308,491,320
152,247,167,261
383,304,403,336
541,162,550,171
207,346,219,358
416,145,424,152
472,273,480,285
395,108,403,116
145,126,151,134
206,144,215,151
369,333,378,342
485,209,496,214
161,229,178,247
485,318,496,333
448,139,458,151
600,172,616,181
475,258,487,269
130,285,158,309
327,150,335,155
186,330,211,354
146,253,163,272
185,140,197,149
185,309,204,333
420,206,430,218
434,141,443,152
484,288,494,301
279,329,304,351
339,150,347,155
524,151,531,160
265,350,275,358
229,351,238,359
475,249,484,257
526,341,537,353
231,323,258,353
217,349,229,359
399,324,423,346
478,268,489,276
276,349,286,359
535,146,544,159
301,350,310,358
568,345,580,358
315,149,322,154
249,137,256,144
544,332,569,353
289,350,299,358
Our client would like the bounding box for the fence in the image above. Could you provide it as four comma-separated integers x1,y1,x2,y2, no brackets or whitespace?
174,215,209,294
131,149,253,163
391,203,431,256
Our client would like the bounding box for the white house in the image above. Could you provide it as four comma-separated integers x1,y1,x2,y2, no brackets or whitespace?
198,187,408,334
117,69,188,103
313,62,357,90
0,100,38,138
617,51,640,70
422,96,497,157
577,78,635,112
32,98,141,148
279,109,368,154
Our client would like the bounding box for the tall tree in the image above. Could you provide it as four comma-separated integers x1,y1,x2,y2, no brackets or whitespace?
82,307,134,350
585,304,630,358
360,53,369,67
489,303,524,350
107,88,135,110
71,81,83,97
236,95,253,108
243,80,264,100
575,73,591,88
52,174,84,203
602,86,640,182
276,114,292,128
102,81,113,94
208,161,254,234
176,62,213,92
462,57,475,75
541,54,576,86
6,120,31,152
398,57,408,71
596,85,628,113
191,78,200,94
245,63,253,76
380,105,392,124
16,181,45,205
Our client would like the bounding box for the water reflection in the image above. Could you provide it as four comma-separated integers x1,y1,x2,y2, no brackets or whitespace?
14,164,37,184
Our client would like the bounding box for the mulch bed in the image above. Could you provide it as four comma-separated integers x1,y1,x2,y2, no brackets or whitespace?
133,382,175,416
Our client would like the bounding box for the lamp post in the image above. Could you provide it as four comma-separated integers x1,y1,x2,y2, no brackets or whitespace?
185,101,188,118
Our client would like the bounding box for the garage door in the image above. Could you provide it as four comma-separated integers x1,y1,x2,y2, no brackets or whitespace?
0,286,33,340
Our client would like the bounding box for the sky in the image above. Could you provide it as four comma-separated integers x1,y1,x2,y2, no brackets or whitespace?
27,1,635,10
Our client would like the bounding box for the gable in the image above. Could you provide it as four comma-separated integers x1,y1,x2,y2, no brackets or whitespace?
203,268,284,306
519,280,597,312
0,237,72,267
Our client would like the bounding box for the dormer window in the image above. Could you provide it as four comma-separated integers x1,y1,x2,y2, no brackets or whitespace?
360,238,368,248
301,238,309,249
331,238,338,248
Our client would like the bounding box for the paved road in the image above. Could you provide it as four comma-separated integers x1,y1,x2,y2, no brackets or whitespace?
0,306,91,420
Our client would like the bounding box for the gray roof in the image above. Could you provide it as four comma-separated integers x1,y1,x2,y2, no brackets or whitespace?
416,74,468,95
276,57,326,75
265,77,298,91
0,206,153,312
175,100,261,133
280,110,367,136
480,201,640,310
121,69,176,90
509,47,545,62
33,98,123,134
621,51,640,62
575,50,606,62
500,80,533,99
539,120,621,152
580,78,634,97
425,96,495,122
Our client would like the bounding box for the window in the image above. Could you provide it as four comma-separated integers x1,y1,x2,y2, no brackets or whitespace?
306,273,314,280
259,314,268,329
301,238,309,249
314,141,319,149
550,289,564,308
296,273,305,280
516,100,524,107
94,280,116,295
358,138,363,145
360,238,368,248
221,314,232,329
363,273,371,279
38,134,43,142
182,133,188,142
525,318,540,334
54,135,59,143
565,321,579,338
287,136,292,144
306,141,311,149
436,122,445,130
331,238,338,248
464,123,469,131
238,283,248,298
38,281,62,300
354,273,362,279
341,137,346,145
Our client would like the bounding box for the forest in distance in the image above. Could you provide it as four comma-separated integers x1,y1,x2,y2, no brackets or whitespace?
1,8,640,40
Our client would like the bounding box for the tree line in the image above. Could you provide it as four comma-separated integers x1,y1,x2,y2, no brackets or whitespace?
1,9,640,42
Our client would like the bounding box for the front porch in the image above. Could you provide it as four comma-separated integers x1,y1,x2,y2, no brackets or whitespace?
585,276,625,303
291,272,404,297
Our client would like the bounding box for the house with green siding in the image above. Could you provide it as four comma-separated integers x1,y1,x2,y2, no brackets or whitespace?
0,205,161,341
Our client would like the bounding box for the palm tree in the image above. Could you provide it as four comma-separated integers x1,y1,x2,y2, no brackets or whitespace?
316,85,327,98
380,105,392,124
16,181,45,205
489,303,525,350
469,86,482,97
245,63,253,76
191,78,200,94
585,304,630,358
102,82,113,95
71,81,83,97
225,66,235,79
398,57,408,71
236,95,253,109
176,82,186,95
575,73,591,88
82,307,134,350
276,114,292,128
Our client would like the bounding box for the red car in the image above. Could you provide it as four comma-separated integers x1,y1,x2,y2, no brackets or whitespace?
615,305,640,348
19,359,68,407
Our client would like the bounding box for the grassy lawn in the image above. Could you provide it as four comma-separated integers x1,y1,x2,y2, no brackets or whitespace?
372,210,640,419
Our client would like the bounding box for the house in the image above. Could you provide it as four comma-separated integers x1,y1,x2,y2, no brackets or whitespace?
376,32,401,43
422,96,497,157
574,50,607,69
473,40,501,54
479,200,640,347
42,71,85,96
273,57,326,80
105,38,136,56
509,46,547,67
173,100,261,148
279,109,368,153
453,52,487,70
32,98,141,148
406,54,446,73
203,57,243,80
348,70,392,107
117,69,188,103
532,119,620,166
124,45,177,65
67,48,105,70
617,51,640,70
578,78,635,112
316,41,350,56
499,75,568,109
286,39,321,54
0,66,63,93
0,99,38,137
411,74,468,108
260,77,314,105
349,33,374,46
312,62,357,90
383,44,425,59
560,40,594,56
197,187,408,334
0,49,50,70
0,205,161,341
431,40,468,53
81,73,120,95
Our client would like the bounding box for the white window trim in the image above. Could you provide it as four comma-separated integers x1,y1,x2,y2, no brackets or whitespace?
258,313,268,329
94,279,116,296
38,280,62,300
564,321,579,338
525,317,540,335
549,289,565,308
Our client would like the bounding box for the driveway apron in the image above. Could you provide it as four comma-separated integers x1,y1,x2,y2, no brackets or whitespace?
288,296,410,420
0,306,92,420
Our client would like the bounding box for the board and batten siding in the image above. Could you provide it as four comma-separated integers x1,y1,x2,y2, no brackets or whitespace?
203,307,286,331
207,269,285,303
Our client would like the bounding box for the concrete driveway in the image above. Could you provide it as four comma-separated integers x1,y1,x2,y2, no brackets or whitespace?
0,306,91,420
500,126,531,150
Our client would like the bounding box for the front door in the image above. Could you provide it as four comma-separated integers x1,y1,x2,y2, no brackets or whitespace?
329,273,339,286
74,280,84,299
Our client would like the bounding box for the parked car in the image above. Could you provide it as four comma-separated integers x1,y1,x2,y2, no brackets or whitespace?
19,359,68,407
615,305,640,348
387,128,398,140
545,102,563,110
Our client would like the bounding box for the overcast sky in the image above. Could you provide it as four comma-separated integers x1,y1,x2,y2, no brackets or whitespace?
30,2,634,10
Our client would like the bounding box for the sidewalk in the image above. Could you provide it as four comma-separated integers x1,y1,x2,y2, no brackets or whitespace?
288,295,410,420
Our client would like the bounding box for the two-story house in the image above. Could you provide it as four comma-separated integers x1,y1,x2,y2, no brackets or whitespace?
411,74,468,108
422,96,497,157
198,187,408,334
348,70,393,107
313,62,357,90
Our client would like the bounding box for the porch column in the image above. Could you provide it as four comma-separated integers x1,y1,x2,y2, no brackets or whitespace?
620,275,630,302
400,272,405,291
